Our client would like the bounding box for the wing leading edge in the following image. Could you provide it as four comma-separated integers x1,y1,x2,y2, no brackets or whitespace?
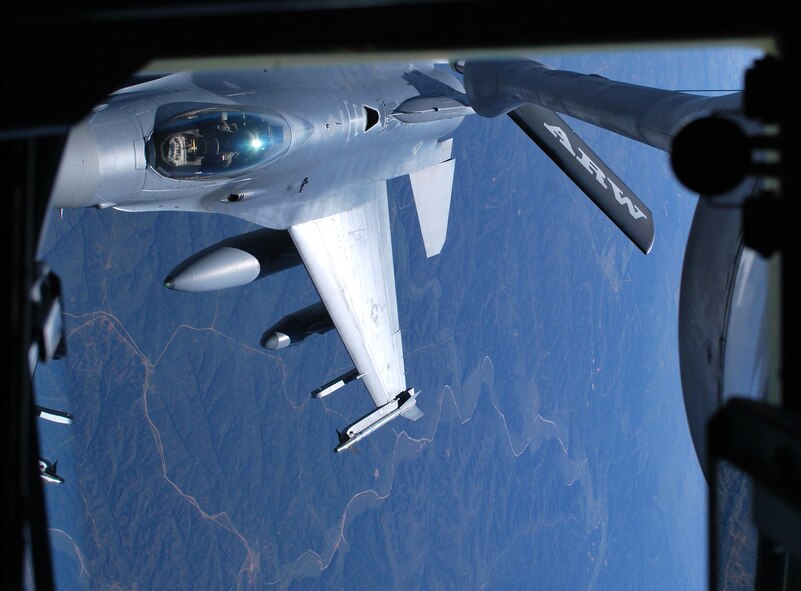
289,182,422,424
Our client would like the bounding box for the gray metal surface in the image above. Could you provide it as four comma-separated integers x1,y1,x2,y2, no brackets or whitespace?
52,57,748,450
463,58,742,152
50,61,466,431
290,183,405,408
52,63,465,229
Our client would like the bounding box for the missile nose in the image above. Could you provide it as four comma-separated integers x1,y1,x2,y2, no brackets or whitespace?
262,332,291,350
50,121,100,208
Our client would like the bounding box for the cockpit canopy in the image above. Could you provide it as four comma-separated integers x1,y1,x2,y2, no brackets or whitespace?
149,107,291,179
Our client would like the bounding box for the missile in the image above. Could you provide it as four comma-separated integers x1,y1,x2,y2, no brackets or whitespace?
334,389,418,453
311,368,363,399
261,302,334,350
39,459,64,484
164,228,300,292
29,263,67,374
34,405,73,425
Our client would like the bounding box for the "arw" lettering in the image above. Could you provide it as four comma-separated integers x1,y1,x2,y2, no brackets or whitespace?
543,122,647,221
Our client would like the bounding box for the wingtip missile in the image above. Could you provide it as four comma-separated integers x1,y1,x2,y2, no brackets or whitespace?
334,389,418,453
39,458,64,484
34,405,73,425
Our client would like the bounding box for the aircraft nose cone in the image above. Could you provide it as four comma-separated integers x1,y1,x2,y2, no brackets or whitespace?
262,332,291,350
50,121,100,208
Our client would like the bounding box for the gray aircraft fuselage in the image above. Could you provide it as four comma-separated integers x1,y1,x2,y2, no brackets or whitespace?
51,62,467,228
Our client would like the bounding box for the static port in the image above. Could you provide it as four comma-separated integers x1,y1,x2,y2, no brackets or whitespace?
226,193,243,202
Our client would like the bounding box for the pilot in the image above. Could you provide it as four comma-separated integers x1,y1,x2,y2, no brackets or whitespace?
161,111,268,173
191,116,241,170
216,112,238,134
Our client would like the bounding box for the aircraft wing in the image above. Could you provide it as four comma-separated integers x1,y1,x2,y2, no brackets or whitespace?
289,181,419,417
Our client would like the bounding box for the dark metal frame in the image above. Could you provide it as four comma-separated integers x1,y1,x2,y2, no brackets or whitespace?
2,4,790,589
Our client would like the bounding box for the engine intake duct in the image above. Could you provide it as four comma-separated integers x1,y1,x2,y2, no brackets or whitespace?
164,228,300,292
261,302,334,350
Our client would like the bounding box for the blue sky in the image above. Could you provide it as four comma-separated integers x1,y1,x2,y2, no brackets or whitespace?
34,45,763,590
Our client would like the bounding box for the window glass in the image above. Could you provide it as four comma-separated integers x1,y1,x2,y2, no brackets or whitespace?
151,107,290,178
